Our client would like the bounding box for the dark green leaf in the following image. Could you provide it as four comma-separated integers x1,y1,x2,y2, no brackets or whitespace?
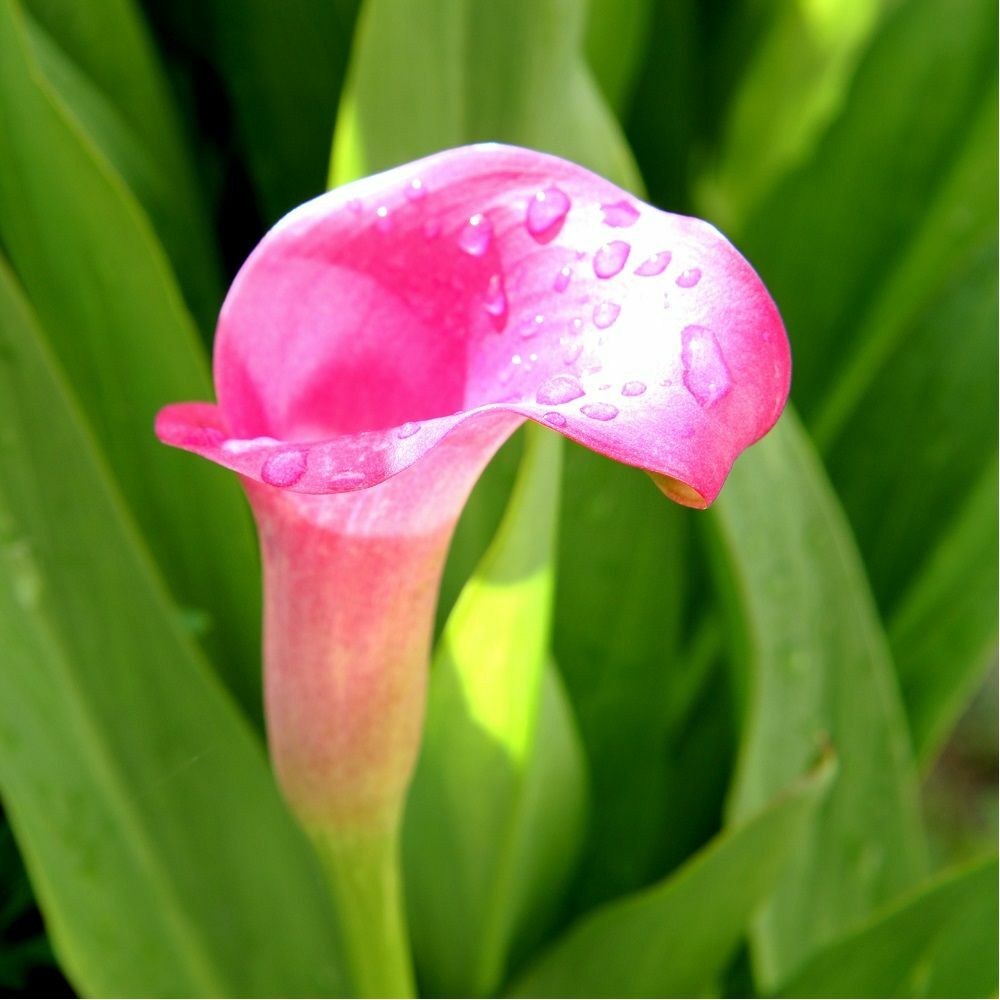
711,411,926,989
0,257,348,997
507,752,835,999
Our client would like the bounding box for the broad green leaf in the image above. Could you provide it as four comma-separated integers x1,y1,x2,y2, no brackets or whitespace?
889,460,999,764
405,426,587,998
507,752,835,999
583,0,653,115
697,0,889,229
201,0,360,221
0,0,261,715
712,411,926,989
331,0,641,190
777,856,998,998
22,0,222,331
0,257,348,997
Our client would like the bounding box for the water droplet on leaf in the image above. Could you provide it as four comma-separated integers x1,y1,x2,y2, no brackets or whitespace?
621,380,647,397
593,301,621,328
544,411,567,427
676,268,702,288
458,214,493,256
594,240,630,278
262,449,306,487
681,325,732,407
635,251,671,276
526,186,571,238
581,402,619,421
553,265,573,293
536,374,586,405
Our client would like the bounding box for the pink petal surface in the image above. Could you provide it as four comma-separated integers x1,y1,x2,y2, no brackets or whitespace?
157,143,788,509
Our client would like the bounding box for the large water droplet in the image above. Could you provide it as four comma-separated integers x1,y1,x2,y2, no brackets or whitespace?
261,449,306,487
544,411,567,427
601,200,640,228
536,374,586,405
458,214,493,256
681,325,732,407
593,301,621,328
553,265,573,293
405,177,426,201
397,421,421,439
635,251,671,276
621,380,647,397
484,274,508,321
581,402,619,421
676,267,702,288
594,240,631,279
526,186,571,238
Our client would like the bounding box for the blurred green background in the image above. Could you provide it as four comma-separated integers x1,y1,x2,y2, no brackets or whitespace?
0,0,995,995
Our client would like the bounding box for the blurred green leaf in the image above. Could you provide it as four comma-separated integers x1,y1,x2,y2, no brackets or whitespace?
712,412,926,989
0,0,261,714
0,257,348,997
21,0,222,331
583,0,653,116
776,855,998,998
202,0,360,222
405,426,587,997
507,751,835,999
331,0,640,189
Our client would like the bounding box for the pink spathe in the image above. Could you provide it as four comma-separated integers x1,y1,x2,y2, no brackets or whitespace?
155,143,789,832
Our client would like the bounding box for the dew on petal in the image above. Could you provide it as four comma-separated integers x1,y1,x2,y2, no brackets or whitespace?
375,205,393,233
518,313,546,338
347,198,364,214
544,411,568,427
328,470,367,488
526,186,571,238
397,421,421,439
262,449,306,487
569,316,585,335
601,199,640,228
676,267,702,288
405,177,426,201
635,251,672,276
458,213,493,256
581,402,619,421
484,274,508,320
593,301,621,329
223,435,280,454
563,340,584,364
553,265,573,293
593,240,631,278
621,380,647,397
536,373,586,405
681,325,732,407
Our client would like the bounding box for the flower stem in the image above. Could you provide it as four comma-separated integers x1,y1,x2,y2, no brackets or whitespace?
311,824,415,999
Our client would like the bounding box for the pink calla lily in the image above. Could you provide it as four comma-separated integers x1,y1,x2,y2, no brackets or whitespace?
156,143,788,839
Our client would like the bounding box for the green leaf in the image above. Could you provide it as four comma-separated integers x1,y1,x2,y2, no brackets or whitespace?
21,0,222,331
331,0,641,190
711,411,926,989
583,0,653,115
405,426,588,997
0,0,261,714
0,257,348,997
776,856,998,998
201,0,360,221
507,752,836,999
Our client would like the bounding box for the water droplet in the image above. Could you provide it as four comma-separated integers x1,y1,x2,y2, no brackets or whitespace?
223,435,280,455
536,374,586,405
261,449,306,487
553,265,573,293
621,380,647,397
526,186,571,238
347,198,364,214
676,267,702,288
593,240,631,279
512,353,523,366
423,219,441,240
563,341,584,364
601,199,640,228
458,213,493,256
544,411,567,427
397,421,421,439
593,301,621,328
569,317,585,335
635,251,671,276
484,274,508,320
581,402,619,421
518,314,546,338
405,177,426,201
375,205,392,232
329,470,366,488
681,325,732,407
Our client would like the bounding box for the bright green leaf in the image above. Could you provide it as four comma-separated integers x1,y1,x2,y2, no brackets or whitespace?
584,0,653,115
405,426,588,998
0,0,261,714
507,752,836,999
0,257,348,997
776,856,998,998
712,411,926,989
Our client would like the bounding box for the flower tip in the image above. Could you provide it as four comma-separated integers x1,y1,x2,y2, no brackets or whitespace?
648,471,710,509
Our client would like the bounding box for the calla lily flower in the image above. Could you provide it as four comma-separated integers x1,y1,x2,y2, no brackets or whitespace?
156,143,787,993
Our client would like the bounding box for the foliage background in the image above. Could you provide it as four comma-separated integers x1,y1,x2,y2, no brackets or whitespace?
0,0,995,995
